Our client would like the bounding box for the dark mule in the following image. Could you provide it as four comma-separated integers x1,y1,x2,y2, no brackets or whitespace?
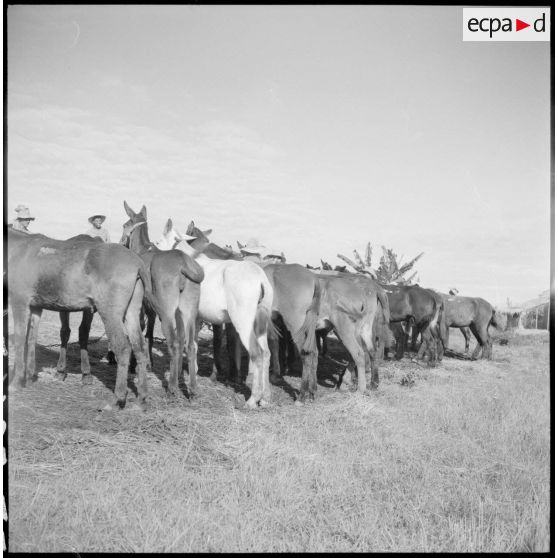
313,272,392,395
7,228,151,409
383,284,444,365
439,294,505,360
55,235,116,379
120,202,204,397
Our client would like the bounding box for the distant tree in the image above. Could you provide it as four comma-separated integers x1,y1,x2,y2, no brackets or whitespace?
337,242,423,285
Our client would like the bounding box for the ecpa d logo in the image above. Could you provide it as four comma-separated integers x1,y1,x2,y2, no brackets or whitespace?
463,8,550,42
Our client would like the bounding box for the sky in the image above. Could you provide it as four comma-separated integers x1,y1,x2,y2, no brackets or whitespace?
6,5,552,307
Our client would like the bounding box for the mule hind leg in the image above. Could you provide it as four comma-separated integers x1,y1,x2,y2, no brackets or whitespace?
9,302,31,391
25,306,43,382
333,316,368,395
96,302,133,408
125,280,150,409
56,311,71,380
78,309,94,384
231,304,271,409
159,313,181,397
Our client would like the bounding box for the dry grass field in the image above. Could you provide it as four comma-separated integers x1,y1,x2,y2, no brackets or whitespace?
5,310,550,552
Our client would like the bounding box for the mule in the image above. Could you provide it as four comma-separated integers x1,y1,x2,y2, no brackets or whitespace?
55,235,117,379
313,271,392,395
156,220,275,408
259,263,321,403
382,284,445,364
120,202,204,398
438,294,506,360
179,223,322,405
7,228,151,409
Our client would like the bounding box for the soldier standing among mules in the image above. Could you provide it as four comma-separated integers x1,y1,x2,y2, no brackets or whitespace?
11,205,35,233
85,213,111,242
84,213,116,364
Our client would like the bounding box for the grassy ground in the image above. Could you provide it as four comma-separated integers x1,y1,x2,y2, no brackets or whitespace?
5,311,550,552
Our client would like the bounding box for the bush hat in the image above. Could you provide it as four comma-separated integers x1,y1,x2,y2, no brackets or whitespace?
14,205,35,220
88,214,106,224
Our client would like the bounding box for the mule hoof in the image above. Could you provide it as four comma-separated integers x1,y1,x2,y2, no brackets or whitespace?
54,370,67,381
269,373,282,384
8,381,24,393
244,397,258,410
127,401,145,412
259,399,272,408
81,374,93,385
294,399,304,407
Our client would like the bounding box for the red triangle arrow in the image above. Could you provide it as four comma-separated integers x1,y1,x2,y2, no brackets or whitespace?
516,19,530,31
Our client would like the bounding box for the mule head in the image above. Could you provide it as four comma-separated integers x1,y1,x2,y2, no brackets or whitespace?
186,220,212,241
120,201,148,248
184,221,213,254
154,218,181,250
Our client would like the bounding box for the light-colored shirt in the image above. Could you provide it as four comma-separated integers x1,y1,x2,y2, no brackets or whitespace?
12,220,30,233
85,226,111,243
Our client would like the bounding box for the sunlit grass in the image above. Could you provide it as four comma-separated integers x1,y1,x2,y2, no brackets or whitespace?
6,313,550,552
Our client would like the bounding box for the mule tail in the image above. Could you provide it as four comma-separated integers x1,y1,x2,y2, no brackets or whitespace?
137,263,162,316
292,279,321,355
436,298,448,350
490,308,506,331
376,289,395,349
180,253,205,285
254,281,281,342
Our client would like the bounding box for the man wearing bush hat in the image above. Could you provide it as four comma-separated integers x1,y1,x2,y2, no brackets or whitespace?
85,213,111,243
12,205,35,233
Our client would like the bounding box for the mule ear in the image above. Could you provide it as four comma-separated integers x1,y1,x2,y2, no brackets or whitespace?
164,218,173,234
140,205,147,219
237,241,244,250
201,228,212,237
186,221,195,235
124,200,135,219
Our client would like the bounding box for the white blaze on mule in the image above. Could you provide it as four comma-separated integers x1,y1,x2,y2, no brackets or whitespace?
157,219,274,408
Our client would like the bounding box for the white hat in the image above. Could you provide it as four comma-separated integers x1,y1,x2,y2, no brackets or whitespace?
88,214,106,224
14,205,35,220
238,238,267,255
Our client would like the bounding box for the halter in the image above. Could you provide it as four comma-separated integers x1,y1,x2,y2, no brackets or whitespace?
127,220,147,235
121,220,147,248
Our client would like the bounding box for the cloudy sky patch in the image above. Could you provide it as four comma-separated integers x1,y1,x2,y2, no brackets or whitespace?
7,5,551,306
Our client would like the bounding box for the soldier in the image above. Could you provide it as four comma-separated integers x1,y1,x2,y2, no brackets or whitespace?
11,205,35,233
85,214,111,242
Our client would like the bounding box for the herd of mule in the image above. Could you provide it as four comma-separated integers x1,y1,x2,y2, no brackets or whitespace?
7,201,508,409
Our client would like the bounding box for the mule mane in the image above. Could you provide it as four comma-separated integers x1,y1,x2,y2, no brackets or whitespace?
204,242,242,260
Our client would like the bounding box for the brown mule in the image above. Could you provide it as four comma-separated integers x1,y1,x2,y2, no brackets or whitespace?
7,228,151,409
313,271,392,396
438,294,505,360
382,284,444,365
120,202,204,398
261,263,321,403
